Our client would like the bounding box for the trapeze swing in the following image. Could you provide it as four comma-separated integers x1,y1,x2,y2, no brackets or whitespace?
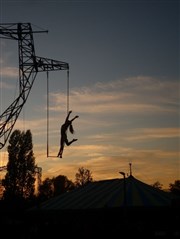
46,69,70,158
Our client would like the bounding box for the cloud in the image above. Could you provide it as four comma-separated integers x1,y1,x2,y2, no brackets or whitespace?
0,66,18,78
119,127,180,141
48,76,179,115
1,76,179,189
39,145,178,188
0,40,18,80
0,81,14,90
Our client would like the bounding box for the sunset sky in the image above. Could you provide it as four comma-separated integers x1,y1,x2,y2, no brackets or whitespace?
0,0,179,189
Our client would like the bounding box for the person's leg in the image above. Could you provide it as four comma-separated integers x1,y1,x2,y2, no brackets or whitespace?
58,141,64,158
66,138,78,146
58,146,63,158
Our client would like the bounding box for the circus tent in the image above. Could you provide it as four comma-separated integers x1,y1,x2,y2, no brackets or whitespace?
37,175,173,210
24,175,179,238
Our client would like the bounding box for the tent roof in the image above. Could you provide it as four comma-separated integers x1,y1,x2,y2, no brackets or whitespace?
38,175,173,210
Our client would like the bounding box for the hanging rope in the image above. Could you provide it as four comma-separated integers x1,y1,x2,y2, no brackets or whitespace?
0,38,2,116
46,69,70,158
47,70,49,158
67,69,70,114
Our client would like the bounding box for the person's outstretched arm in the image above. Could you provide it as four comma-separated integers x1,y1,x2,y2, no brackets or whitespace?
70,115,79,122
65,110,72,122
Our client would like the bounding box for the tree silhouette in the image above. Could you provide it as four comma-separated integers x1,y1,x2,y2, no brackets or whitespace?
169,180,180,196
38,175,75,201
53,175,75,196
2,129,36,203
38,177,54,201
151,181,163,190
75,167,93,187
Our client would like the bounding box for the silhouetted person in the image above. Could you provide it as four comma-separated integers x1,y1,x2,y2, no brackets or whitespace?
57,110,79,158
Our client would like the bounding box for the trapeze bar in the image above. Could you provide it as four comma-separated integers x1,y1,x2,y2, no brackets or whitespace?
47,155,59,158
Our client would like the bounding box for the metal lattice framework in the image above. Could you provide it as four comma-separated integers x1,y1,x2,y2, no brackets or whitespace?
0,23,69,149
